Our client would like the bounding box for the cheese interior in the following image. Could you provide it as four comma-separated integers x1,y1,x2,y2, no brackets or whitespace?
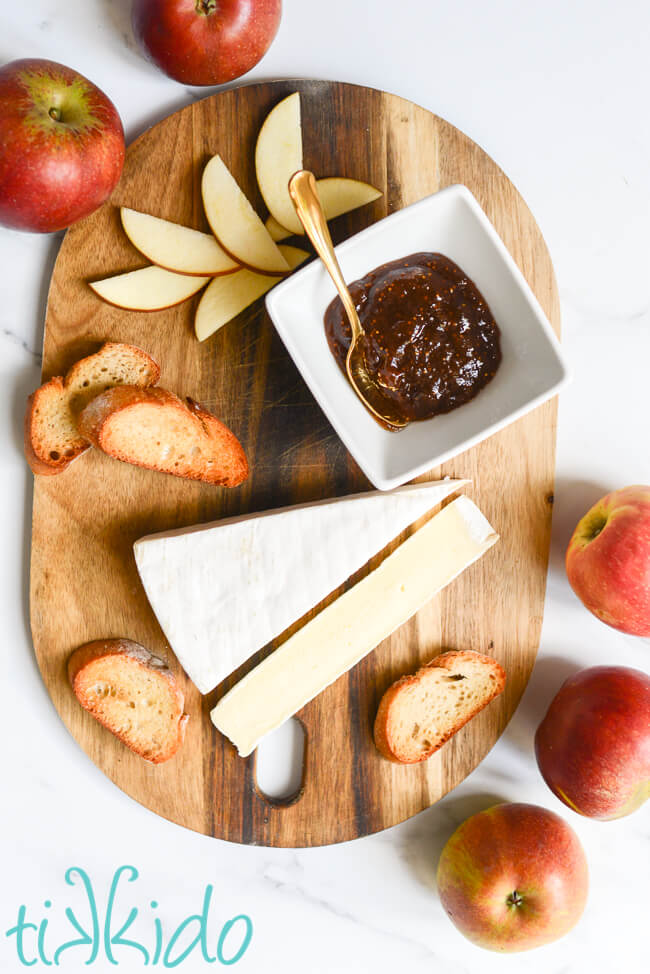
211,495,498,756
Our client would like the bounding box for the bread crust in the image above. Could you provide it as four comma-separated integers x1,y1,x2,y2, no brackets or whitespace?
78,385,248,487
374,650,506,764
68,638,189,764
25,342,160,475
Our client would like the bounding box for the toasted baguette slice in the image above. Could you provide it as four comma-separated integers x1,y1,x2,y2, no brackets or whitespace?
68,639,188,764
374,650,506,764
25,342,160,475
77,385,248,487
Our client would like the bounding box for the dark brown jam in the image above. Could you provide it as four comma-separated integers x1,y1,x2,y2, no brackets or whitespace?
324,252,502,424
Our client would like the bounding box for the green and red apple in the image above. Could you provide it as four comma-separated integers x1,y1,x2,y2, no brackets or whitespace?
132,0,282,86
565,485,650,635
437,803,588,952
535,665,650,820
0,59,124,233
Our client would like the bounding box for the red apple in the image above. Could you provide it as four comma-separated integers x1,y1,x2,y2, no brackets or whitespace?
437,803,588,952
132,0,282,86
565,485,650,635
535,665,650,820
0,59,124,233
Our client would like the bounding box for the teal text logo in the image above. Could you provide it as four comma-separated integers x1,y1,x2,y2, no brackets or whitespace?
5,866,253,967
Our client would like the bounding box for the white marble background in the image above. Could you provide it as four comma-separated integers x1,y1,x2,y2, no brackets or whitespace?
1,1,648,971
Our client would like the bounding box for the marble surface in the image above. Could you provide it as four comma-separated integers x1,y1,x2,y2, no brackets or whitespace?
1,1,648,971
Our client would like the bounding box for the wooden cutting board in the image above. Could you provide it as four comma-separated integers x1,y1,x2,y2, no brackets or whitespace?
30,80,559,847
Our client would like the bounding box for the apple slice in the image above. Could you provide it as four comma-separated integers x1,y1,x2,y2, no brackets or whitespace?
315,176,382,220
121,207,239,276
265,213,290,242
195,244,309,342
201,155,289,275
255,92,304,236
264,177,382,241
90,266,209,311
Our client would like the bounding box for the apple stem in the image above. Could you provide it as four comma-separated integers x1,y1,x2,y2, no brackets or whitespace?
506,891,524,908
49,107,62,122
196,0,217,14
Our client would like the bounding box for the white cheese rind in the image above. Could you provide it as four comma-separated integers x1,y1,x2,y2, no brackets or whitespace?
211,495,498,756
134,480,467,693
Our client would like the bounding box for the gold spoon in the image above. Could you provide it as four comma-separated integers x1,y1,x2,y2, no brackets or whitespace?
288,170,407,432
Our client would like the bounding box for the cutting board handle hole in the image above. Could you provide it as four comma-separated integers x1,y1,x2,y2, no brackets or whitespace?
254,718,305,805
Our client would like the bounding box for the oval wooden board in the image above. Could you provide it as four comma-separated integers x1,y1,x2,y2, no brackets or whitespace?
30,80,559,847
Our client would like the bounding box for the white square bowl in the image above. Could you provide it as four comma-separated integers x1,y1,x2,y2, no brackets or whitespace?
265,184,570,490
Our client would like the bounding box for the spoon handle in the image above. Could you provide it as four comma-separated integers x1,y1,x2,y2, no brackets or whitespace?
288,170,362,342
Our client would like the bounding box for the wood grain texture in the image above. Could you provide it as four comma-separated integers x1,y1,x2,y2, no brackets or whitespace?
30,80,560,846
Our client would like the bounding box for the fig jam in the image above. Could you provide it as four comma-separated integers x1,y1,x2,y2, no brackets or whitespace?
324,252,502,424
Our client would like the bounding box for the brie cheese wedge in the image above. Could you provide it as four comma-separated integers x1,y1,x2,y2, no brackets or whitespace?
134,479,466,693
211,495,498,756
